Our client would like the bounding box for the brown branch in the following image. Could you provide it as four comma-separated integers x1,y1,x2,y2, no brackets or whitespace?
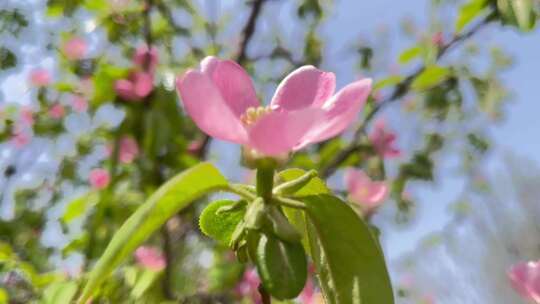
259,285,272,304
236,0,267,65
320,12,496,179
193,0,268,158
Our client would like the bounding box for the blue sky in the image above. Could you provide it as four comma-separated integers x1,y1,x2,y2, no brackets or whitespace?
320,0,540,259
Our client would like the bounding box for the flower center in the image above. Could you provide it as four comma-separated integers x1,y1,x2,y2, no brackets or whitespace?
240,106,272,126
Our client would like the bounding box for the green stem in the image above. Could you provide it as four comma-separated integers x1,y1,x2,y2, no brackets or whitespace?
256,165,275,203
226,184,257,200
274,196,306,210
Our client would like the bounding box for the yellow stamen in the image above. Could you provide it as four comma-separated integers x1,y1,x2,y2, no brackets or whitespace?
240,106,272,125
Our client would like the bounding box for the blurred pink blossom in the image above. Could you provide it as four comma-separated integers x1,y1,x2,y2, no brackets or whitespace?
10,132,30,148
29,69,51,87
421,294,436,304
19,107,34,126
431,32,444,47
133,44,158,72
235,268,261,304
298,276,319,304
89,168,110,190
71,95,88,112
115,71,154,101
62,37,88,60
48,103,65,119
134,246,166,271
176,56,371,157
508,260,540,303
369,119,401,158
344,168,388,211
118,136,139,164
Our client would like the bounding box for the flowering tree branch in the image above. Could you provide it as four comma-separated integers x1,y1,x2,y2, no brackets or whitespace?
320,12,497,179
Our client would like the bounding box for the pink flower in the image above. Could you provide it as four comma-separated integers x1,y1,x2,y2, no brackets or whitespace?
62,37,87,60
10,132,30,148
235,268,261,304
71,95,88,112
19,107,34,126
48,103,65,119
176,56,371,157
89,168,110,190
431,32,444,47
115,71,154,101
118,136,139,164
133,45,158,72
508,260,540,303
369,119,400,158
298,276,317,304
29,69,51,87
344,168,388,210
135,246,166,271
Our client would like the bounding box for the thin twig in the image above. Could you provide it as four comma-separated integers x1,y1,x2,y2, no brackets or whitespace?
236,0,267,65
320,12,496,179
161,225,175,299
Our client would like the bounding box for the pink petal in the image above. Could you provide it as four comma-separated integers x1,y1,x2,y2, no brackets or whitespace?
133,45,159,72
248,108,324,156
208,59,259,118
508,261,534,300
200,56,220,75
177,70,247,143
48,103,65,119
62,37,87,60
89,169,110,190
135,246,166,271
29,69,51,87
71,95,88,112
344,169,370,194
344,169,388,207
133,72,154,98
363,181,388,206
370,119,401,158
114,79,138,101
298,78,371,147
271,66,336,111
119,137,139,164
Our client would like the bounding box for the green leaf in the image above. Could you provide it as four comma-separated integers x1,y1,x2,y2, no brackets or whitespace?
131,269,161,299
277,169,329,197
511,0,536,31
199,200,246,245
301,194,394,304
0,48,16,70
42,281,78,304
277,169,329,254
61,193,97,223
412,66,451,91
398,46,422,64
374,75,404,91
77,163,228,304
0,288,7,303
497,0,536,31
92,63,129,105
254,234,307,300
455,0,488,32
